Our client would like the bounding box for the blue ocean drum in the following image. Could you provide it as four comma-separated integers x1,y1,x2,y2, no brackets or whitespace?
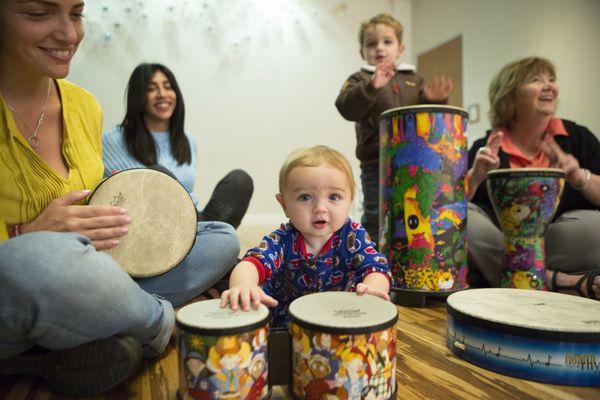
447,289,600,386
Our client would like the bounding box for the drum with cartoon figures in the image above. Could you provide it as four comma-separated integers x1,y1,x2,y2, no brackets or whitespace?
486,168,565,289
447,289,600,386
176,300,271,400
379,105,469,306
288,292,398,400
87,168,197,278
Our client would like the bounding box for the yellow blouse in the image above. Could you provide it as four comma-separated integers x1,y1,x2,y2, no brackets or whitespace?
0,79,104,241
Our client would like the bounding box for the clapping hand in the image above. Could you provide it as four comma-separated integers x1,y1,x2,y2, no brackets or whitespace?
424,76,453,102
541,139,587,188
371,60,397,89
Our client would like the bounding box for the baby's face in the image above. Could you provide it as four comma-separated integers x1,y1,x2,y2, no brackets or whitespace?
361,23,403,66
277,165,352,248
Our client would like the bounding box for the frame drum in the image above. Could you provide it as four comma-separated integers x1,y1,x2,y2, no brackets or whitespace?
288,292,398,399
176,300,271,400
87,168,197,277
447,288,600,386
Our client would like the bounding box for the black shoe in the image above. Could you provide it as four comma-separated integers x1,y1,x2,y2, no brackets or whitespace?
0,335,143,397
199,169,253,229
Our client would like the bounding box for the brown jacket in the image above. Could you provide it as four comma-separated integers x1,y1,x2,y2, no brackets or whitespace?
335,67,428,164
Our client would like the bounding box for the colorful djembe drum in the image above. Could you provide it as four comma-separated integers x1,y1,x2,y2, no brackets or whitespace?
486,168,565,289
176,300,271,400
379,105,469,307
288,292,398,400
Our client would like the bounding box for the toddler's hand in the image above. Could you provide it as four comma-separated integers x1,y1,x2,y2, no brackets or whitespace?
220,285,278,311
371,60,396,89
423,75,453,102
356,282,391,301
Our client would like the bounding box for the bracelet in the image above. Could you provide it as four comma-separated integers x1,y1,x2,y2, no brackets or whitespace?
9,223,21,238
574,168,591,191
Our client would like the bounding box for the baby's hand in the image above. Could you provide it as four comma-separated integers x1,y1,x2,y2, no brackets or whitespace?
356,282,391,301
220,285,278,311
423,75,453,102
372,60,396,89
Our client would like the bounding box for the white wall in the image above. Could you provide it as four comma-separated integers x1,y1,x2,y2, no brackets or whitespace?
412,0,600,145
69,0,413,225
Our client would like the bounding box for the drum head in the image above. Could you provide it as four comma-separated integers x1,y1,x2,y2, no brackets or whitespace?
289,292,398,334
176,299,270,335
87,168,197,277
447,288,600,341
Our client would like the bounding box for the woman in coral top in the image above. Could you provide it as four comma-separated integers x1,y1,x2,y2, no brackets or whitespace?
467,57,600,299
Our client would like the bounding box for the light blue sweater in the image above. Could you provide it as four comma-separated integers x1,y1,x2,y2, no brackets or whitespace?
102,125,200,207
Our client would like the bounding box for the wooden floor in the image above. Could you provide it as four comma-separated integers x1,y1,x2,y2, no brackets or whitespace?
1,297,598,400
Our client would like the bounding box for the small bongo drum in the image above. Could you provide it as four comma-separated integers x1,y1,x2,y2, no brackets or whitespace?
447,289,600,386
87,168,197,277
288,292,398,400
379,105,469,306
486,168,565,289
176,300,271,400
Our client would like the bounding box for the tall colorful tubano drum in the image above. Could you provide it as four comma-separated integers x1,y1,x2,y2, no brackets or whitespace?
486,168,565,289
176,300,270,400
288,292,398,400
379,105,469,307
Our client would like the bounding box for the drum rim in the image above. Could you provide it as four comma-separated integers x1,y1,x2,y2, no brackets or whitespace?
288,292,399,334
87,167,198,278
289,313,398,335
176,313,271,336
486,167,565,177
446,301,600,343
380,104,469,118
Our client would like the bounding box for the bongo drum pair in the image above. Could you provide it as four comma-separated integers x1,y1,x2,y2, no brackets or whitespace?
175,292,398,400
379,105,469,307
486,168,565,289
87,168,197,278
447,288,600,386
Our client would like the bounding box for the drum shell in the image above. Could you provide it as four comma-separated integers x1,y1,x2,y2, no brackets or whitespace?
486,168,565,237
176,300,270,400
288,292,398,400
379,105,469,291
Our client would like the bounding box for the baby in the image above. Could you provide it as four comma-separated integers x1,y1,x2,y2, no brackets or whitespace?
221,145,392,327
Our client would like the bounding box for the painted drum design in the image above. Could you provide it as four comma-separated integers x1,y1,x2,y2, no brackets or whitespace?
87,168,197,278
379,105,469,292
288,292,398,400
486,168,565,289
447,289,600,386
176,300,271,400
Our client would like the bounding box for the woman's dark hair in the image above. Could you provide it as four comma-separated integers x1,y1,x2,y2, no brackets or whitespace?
121,63,191,165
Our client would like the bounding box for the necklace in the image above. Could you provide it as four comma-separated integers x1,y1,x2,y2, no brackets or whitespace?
1,79,51,149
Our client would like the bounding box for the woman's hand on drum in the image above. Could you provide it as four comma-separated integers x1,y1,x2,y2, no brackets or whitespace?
220,285,278,312
371,60,396,89
541,139,586,188
20,190,132,250
468,130,503,199
424,75,453,102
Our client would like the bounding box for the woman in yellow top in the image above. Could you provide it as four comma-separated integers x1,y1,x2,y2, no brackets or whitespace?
0,0,240,396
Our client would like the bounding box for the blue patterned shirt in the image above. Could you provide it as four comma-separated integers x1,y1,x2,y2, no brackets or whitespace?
244,218,391,327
